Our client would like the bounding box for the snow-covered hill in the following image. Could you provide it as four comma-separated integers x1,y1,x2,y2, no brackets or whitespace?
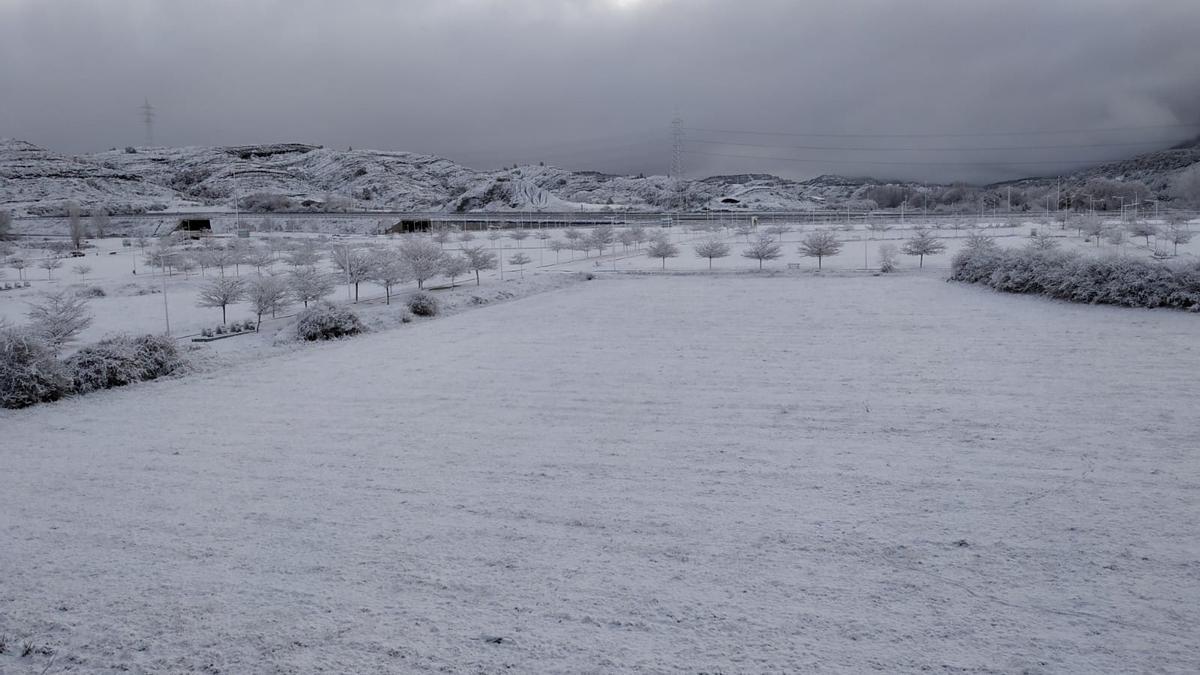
1,138,1197,217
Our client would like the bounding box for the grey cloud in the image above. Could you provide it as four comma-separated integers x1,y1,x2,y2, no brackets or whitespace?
2,0,1198,183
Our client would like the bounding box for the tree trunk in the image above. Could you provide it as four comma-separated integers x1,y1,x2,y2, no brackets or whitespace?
221,305,227,324
475,270,480,285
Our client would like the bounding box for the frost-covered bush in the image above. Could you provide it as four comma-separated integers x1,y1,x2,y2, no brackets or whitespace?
950,247,1200,311
878,244,899,273
407,291,439,317
295,302,366,341
0,327,72,408
75,285,106,298
66,334,184,394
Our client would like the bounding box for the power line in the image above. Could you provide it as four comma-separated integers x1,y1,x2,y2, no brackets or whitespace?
680,148,1135,168
683,122,1200,140
684,138,1173,153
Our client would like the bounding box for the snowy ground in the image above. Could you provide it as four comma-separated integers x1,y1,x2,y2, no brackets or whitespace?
2,274,1198,673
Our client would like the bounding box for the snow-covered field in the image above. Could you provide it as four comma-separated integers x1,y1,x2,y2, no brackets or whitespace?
2,274,1198,673
4,217,1195,345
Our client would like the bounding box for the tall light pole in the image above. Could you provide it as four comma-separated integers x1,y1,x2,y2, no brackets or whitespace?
160,251,175,336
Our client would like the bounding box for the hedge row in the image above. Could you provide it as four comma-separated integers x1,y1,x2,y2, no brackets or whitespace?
1,331,185,409
949,247,1200,310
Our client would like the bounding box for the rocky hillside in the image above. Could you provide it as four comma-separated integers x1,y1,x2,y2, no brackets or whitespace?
1,138,1197,217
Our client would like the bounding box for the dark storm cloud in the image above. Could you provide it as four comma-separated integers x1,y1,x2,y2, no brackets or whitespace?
2,0,1199,183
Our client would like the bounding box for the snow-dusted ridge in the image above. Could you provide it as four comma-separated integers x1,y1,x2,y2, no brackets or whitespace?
2,138,1198,217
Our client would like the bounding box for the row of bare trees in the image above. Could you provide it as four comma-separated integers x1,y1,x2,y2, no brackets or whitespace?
646,229,947,270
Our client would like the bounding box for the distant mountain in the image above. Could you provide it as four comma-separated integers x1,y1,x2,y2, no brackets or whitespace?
1,138,1196,218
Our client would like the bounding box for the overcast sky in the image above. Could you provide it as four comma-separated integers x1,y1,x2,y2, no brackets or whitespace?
2,0,1199,183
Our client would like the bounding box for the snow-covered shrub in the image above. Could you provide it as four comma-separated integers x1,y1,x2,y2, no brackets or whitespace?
407,291,439,317
950,247,1200,311
66,334,184,394
0,327,72,408
75,285,106,298
878,244,899,273
295,302,366,341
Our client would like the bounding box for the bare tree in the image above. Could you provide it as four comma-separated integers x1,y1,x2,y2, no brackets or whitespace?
510,229,530,248
368,248,408,304
462,245,498,285
693,238,730,269
27,291,93,351
286,241,323,268
1126,220,1158,246
443,254,471,287
399,237,446,289
547,239,565,264
38,256,63,279
245,246,275,273
629,226,648,249
329,244,373,302
1027,231,1059,251
458,230,477,245
1106,227,1127,248
764,224,792,242
742,234,783,269
563,227,583,254
9,257,27,280
431,225,453,249
145,241,183,275
246,274,290,329
197,276,246,324
901,230,946,268
798,230,843,269
486,229,504,250
288,266,335,308
646,238,679,269
72,264,93,282
1163,224,1194,255
67,202,84,250
508,252,532,278
90,207,111,238
1080,217,1105,246
590,224,616,254
207,246,239,277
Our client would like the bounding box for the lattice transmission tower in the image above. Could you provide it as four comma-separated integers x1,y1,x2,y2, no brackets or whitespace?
669,112,687,216
669,112,684,178
139,98,156,146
